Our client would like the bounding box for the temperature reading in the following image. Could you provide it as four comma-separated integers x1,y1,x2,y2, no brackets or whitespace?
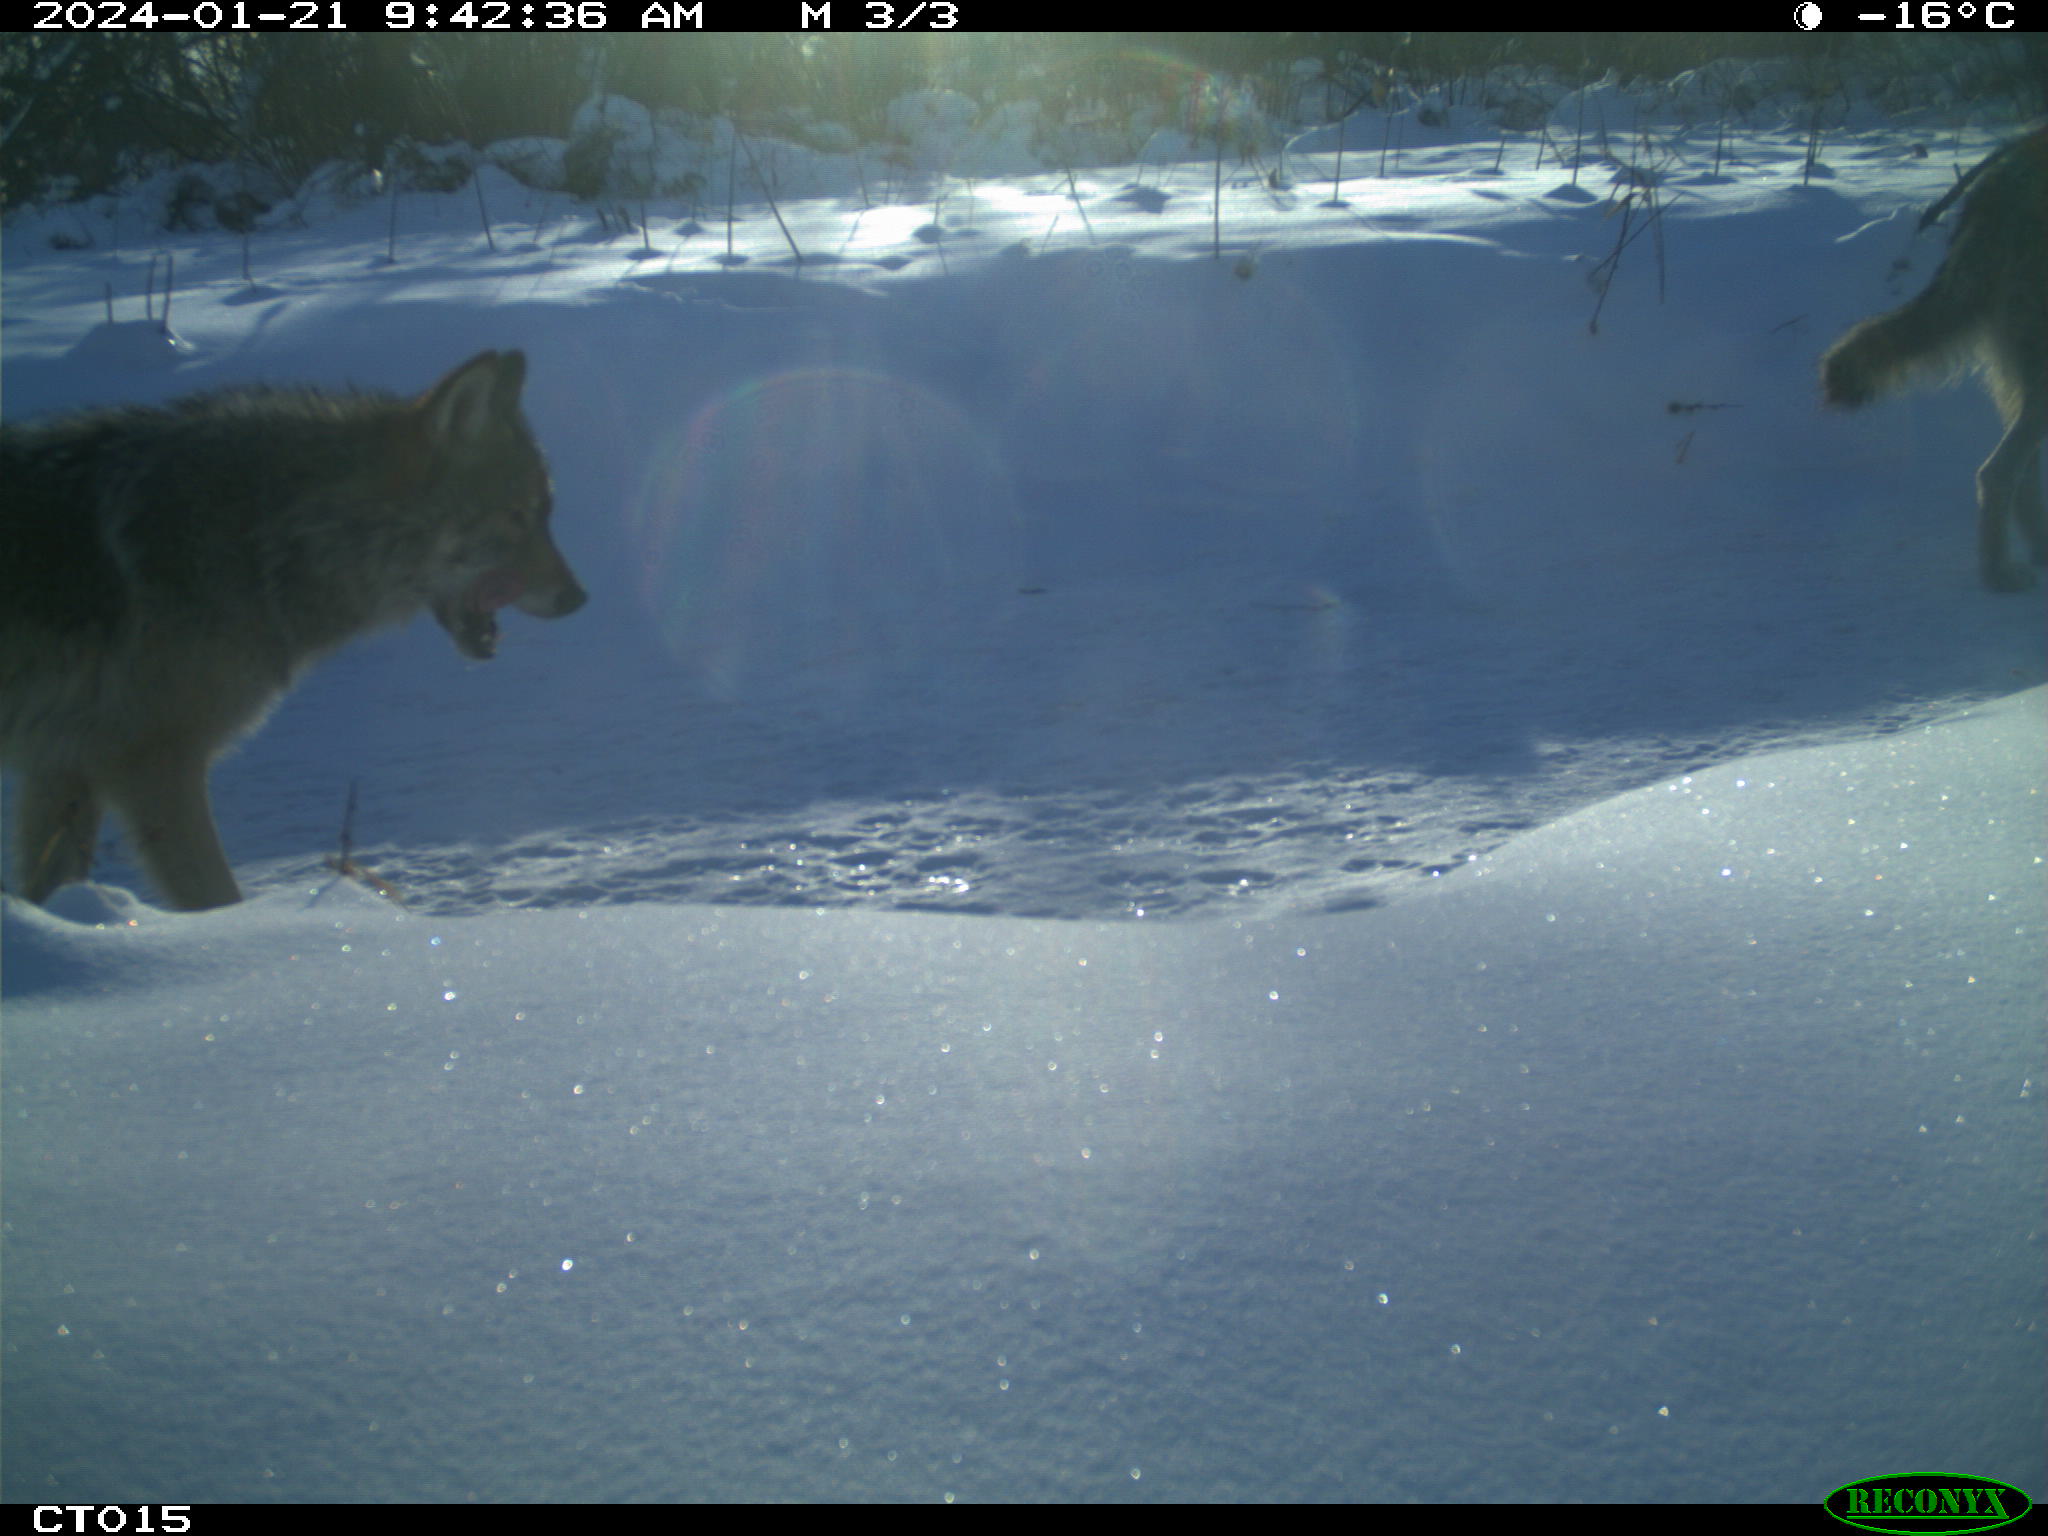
1866,1,2019,23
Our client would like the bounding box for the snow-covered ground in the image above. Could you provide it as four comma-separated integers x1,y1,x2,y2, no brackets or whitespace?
3,93,2043,1503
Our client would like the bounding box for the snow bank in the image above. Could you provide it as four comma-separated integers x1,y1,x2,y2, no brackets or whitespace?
5,691,2039,1503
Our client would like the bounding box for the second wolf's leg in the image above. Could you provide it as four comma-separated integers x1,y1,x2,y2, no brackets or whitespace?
1978,397,2048,590
102,750,243,910
12,768,101,903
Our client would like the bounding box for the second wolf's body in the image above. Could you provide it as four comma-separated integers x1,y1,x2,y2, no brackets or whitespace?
0,349,585,910
1821,126,2048,591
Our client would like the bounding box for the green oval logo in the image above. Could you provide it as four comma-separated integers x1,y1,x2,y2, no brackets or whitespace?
1825,1474,2033,1535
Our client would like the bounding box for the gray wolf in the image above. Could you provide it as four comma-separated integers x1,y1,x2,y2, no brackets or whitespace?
0,350,585,911
1821,126,2047,591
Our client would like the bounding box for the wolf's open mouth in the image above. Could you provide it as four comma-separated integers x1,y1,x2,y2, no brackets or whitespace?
436,569,526,660
451,605,499,660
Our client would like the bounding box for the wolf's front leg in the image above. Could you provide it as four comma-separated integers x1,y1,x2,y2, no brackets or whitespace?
105,750,244,910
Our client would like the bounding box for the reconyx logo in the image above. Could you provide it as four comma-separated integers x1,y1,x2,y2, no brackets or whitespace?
1826,1473,2033,1535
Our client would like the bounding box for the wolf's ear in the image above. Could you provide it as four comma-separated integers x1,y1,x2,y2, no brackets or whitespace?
420,350,527,447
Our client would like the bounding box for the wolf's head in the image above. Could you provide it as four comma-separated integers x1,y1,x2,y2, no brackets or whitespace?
406,350,586,660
